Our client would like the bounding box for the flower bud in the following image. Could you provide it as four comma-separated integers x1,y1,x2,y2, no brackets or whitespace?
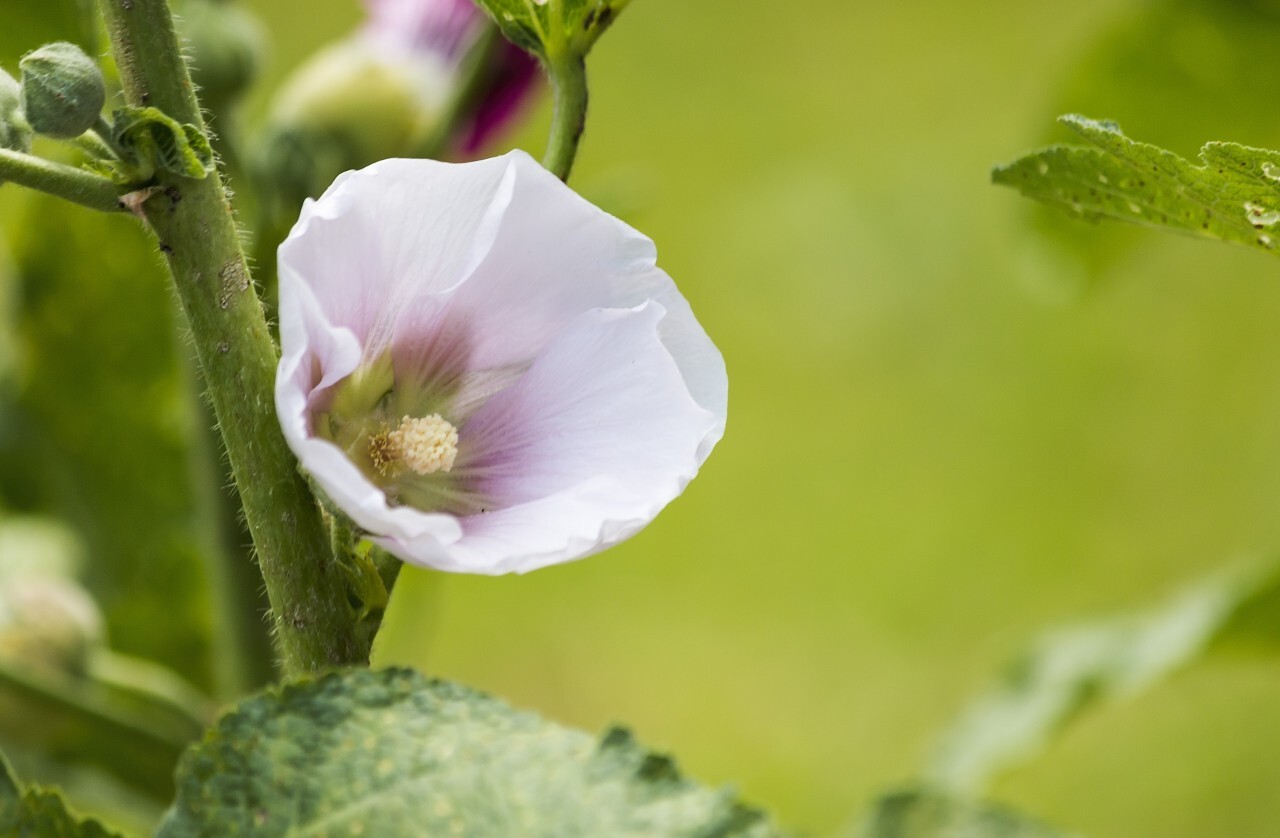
0,69,32,154
177,0,266,115
254,40,446,216
253,0,538,220
0,575,104,677
0,518,100,677
19,41,107,139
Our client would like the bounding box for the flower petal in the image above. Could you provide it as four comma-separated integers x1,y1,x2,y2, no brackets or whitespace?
376,300,721,573
277,153,728,575
278,154,515,353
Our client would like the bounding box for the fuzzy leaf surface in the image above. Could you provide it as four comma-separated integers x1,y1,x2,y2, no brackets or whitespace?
993,115,1280,255
160,668,777,837
0,751,126,837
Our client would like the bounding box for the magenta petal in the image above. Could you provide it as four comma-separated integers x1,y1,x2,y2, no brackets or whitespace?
455,42,541,154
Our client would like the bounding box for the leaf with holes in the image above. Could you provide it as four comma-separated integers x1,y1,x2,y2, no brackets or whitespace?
473,0,629,60
158,668,779,837
0,749,126,838
993,115,1280,256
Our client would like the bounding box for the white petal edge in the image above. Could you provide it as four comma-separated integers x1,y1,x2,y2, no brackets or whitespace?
276,152,728,573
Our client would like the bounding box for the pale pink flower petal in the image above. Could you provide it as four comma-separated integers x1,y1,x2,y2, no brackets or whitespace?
276,151,726,574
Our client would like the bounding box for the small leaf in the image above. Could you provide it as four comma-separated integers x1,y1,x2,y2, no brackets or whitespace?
110,106,214,181
473,0,629,60
0,749,127,837
855,788,1074,838
925,560,1277,793
160,668,779,837
993,115,1280,255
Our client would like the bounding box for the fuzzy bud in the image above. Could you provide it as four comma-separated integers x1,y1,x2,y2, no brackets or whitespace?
19,41,107,139
0,69,32,155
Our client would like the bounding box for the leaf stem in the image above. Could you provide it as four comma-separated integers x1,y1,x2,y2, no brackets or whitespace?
96,0,370,676
0,148,122,213
541,53,588,182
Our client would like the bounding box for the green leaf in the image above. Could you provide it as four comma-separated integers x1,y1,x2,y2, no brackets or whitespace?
1020,0,1280,273
854,788,1073,838
925,560,1278,793
993,115,1280,256
160,668,779,837
109,106,214,181
0,749,127,837
473,0,630,60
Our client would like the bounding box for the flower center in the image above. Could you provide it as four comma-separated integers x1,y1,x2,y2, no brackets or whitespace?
369,414,458,476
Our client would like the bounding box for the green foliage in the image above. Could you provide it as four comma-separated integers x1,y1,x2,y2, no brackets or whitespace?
0,192,218,691
473,0,629,60
855,789,1072,838
925,561,1280,793
102,107,215,183
0,515,211,805
994,115,1280,256
0,750,126,838
1023,0,1280,272
160,668,778,837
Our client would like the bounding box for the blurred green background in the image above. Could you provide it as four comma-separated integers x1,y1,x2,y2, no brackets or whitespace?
5,0,1280,835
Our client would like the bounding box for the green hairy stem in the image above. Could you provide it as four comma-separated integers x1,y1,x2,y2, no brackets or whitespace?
96,0,370,676
0,148,122,213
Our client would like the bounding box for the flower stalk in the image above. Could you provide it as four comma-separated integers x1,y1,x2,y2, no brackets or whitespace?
96,0,370,676
542,53,587,182
0,147,122,212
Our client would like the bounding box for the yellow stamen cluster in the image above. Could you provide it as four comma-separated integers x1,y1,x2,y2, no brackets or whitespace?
369,414,458,476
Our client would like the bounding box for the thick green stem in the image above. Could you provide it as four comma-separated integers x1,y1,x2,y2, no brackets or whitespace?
541,54,588,182
0,148,122,213
96,0,369,676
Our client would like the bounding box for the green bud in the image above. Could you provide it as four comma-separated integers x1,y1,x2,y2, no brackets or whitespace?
177,0,266,115
19,41,107,139
0,69,32,154
254,41,446,218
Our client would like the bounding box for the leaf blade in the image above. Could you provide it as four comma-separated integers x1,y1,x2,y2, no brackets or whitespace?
854,788,1074,838
0,749,128,838
160,668,780,837
993,115,1280,255
925,560,1279,793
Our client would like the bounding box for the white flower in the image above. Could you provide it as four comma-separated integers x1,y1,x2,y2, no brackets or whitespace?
275,151,727,574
